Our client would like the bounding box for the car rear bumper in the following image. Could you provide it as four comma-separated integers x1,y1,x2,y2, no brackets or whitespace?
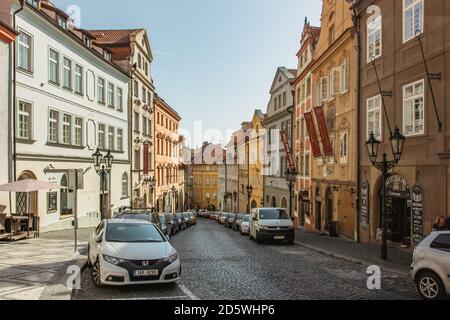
100,258,181,286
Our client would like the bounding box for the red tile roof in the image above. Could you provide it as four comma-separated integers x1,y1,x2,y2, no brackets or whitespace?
89,29,144,45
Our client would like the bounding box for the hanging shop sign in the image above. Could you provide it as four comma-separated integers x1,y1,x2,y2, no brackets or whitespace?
304,112,322,158
313,106,333,157
280,130,297,173
411,183,424,246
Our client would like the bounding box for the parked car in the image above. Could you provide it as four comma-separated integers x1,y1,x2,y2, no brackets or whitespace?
88,219,181,287
219,212,228,224
176,213,187,231
232,214,244,231
411,231,450,300
239,214,250,235
165,213,179,236
188,212,197,225
182,212,191,228
224,213,236,229
249,208,295,244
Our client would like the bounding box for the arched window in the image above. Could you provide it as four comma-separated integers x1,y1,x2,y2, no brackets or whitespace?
121,173,128,198
281,197,288,209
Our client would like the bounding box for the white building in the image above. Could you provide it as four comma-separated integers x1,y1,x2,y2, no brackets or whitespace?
90,29,155,210
13,0,131,232
0,17,17,215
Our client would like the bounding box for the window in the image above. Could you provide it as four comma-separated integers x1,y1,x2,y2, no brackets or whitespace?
108,127,115,150
18,31,32,72
367,95,382,140
117,129,123,152
147,91,152,106
403,80,424,136
306,75,312,97
317,81,322,106
26,0,39,7
121,173,129,198
340,132,348,164
340,61,349,93
367,15,382,62
74,117,83,146
329,25,335,45
134,112,140,132
282,92,287,106
147,118,152,136
305,154,310,176
62,57,72,89
206,178,210,185
137,53,142,69
142,87,147,104
48,49,60,84
134,80,139,98
84,36,91,48
62,113,72,145
332,67,340,95
74,64,83,95
116,88,123,111
321,76,329,102
403,0,423,43
97,78,105,104
142,116,147,136
48,110,59,143
107,83,115,108
274,97,278,111
58,16,67,29
104,51,111,61
98,124,106,149
18,101,32,140
430,234,450,253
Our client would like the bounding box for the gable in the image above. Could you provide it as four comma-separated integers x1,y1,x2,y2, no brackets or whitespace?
269,67,294,94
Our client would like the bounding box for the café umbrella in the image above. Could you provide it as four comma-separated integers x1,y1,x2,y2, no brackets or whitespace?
0,179,65,237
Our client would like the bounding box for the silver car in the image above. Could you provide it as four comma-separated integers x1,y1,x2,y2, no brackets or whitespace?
410,231,450,300
239,214,250,235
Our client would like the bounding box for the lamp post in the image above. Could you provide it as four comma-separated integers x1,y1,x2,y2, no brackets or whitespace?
187,175,193,210
246,184,253,214
365,127,405,260
148,176,156,212
233,191,238,213
171,186,177,213
92,148,114,221
285,168,296,218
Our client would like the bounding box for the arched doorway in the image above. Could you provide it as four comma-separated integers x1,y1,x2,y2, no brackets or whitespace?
377,174,412,245
315,187,322,231
16,171,38,216
251,200,257,209
60,175,73,216
281,197,288,209
271,196,277,208
325,188,333,223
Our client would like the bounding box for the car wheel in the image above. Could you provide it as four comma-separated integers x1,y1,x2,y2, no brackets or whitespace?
416,271,446,300
91,259,103,288
255,233,262,244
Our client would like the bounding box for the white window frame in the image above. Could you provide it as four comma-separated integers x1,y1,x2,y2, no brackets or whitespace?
97,77,105,104
367,15,382,62
117,128,123,152
62,56,72,90
107,82,115,108
17,100,32,140
17,29,33,73
403,79,425,137
320,76,329,102
48,109,60,144
332,67,340,96
340,60,349,93
48,48,60,85
62,113,72,145
339,132,348,164
121,173,129,198
74,117,83,146
108,126,115,151
74,64,83,95
116,87,123,111
403,0,424,43
367,95,382,140
98,123,106,149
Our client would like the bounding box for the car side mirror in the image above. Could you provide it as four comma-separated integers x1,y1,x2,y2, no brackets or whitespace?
95,234,103,243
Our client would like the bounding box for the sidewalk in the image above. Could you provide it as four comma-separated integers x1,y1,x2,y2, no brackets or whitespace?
0,228,92,300
294,229,413,275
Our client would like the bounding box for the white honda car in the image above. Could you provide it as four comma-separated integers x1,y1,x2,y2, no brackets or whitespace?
411,231,450,300
88,219,181,287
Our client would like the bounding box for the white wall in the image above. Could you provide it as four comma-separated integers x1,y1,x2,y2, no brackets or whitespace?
0,42,10,213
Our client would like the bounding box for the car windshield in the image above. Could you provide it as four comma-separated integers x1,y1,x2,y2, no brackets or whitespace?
106,223,165,243
259,209,290,220
159,216,165,224
242,215,249,222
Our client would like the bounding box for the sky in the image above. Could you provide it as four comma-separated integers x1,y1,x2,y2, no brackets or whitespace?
53,0,322,147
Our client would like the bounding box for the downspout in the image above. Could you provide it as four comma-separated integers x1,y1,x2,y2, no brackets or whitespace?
129,66,135,208
11,0,25,182
353,6,361,242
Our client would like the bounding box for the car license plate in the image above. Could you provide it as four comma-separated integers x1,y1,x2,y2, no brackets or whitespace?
134,270,158,277
274,236,285,240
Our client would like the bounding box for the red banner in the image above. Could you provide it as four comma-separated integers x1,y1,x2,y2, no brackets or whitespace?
313,106,333,157
143,143,149,175
304,112,322,158
280,130,297,173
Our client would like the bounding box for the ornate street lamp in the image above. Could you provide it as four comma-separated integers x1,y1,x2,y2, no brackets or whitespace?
365,127,405,260
246,184,253,214
285,169,297,218
148,176,156,212
92,149,114,221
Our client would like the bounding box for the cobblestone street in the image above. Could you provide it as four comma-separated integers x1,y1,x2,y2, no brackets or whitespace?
72,219,419,300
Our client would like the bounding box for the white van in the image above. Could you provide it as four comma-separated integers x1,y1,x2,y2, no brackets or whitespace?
249,208,295,244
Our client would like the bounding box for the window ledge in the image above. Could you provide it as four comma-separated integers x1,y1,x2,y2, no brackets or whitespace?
16,138,36,145
62,86,73,93
18,68,33,77
120,196,130,200
46,142,85,149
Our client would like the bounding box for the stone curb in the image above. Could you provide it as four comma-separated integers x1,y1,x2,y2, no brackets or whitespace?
39,256,88,300
294,241,410,277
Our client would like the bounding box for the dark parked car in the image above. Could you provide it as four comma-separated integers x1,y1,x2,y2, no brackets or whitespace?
224,213,236,229
165,213,180,236
176,213,187,231
182,212,191,227
232,214,244,231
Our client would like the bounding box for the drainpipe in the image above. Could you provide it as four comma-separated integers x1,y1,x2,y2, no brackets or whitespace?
353,6,361,242
11,0,25,182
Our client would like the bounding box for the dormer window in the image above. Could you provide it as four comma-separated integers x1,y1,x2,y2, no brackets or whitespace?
26,0,40,8
58,16,67,30
84,36,91,48
104,51,111,61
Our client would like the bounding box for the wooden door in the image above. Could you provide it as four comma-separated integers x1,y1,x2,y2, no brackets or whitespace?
338,192,355,239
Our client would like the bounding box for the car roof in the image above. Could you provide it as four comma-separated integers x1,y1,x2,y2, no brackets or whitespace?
107,219,153,225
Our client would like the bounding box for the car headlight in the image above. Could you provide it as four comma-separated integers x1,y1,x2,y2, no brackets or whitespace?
102,254,125,265
163,253,178,264
256,224,268,231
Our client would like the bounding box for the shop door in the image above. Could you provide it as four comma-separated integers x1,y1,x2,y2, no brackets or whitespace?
338,192,355,239
388,197,408,244
316,202,322,231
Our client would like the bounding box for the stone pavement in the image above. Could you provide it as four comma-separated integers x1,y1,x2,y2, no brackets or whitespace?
295,228,413,275
0,228,92,300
